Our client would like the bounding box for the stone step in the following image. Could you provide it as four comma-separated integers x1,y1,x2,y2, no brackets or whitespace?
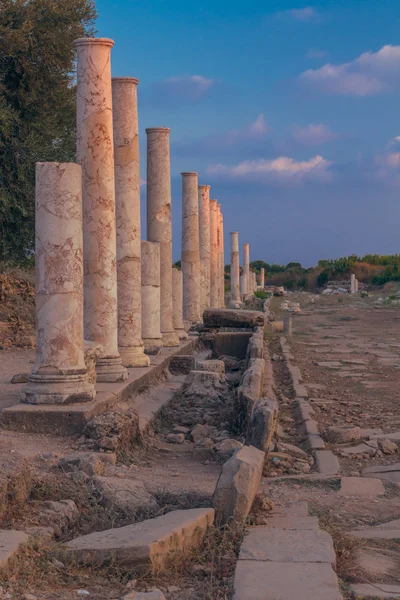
61,508,214,571
315,450,340,475
0,530,28,568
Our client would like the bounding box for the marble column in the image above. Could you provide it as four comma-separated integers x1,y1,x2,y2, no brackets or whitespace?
112,77,149,368
230,232,241,308
141,241,162,353
243,243,250,296
260,268,265,289
209,199,219,307
198,184,211,317
350,274,356,294
182,172,201,324
146,127,179,346
219,206,225,308
74,37,127,382
21,163,95,404
240,273,246,298
172,268,188,339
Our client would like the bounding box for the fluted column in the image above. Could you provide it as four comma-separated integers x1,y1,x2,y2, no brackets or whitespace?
243,243,250,296
198,184,211,317
112,77,149,368
141,241,162,354
230,232,241,308
21,163,95,404
209,199,219,307
146,127,179,346
219,206,225,308
74,37,127,382
260,268,265,289
172,268,188,339
182,172,201,325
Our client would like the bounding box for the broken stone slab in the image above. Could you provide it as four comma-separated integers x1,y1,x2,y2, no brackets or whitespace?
271,502,309,517
369,431,400,445
317,361,342,369
355,548,400,577
315,451,340,475
246,398,279,453
195,360,225,375
59,454,105,476
339,477,385,498
212,445,264,525
0,530,29,568
340,442,377,456
363,463,400,476
235,359,265,432
93,476,157,512
62,508,214,570
239,528,336,566
296,401,315,423
191,423,213,443
265,516,319,530
276,443,308,459
247,335,264,360
37,500,79,537
380,439,398,455
349,583,400,598
215,439,243,458
293,382,308,399
169,355,195,375
350,519,400,540
326,425,361,443
308,434,326,450
233,561,343,600
183,370,222,401
203,308,265,329
166,433,185,444
302,419,320,436
10,373,29,384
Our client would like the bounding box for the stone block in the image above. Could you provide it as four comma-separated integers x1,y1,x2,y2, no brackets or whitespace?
233,561,343,600
93,476,157,512
246,398,279,453
169,355,195,375
235,359,265,432
212,445,264,525
62,508,214,570
308,434,326,450
339,477,385,498
59,454,105,476
213,332,252,360
184,370,222,401
315,451,340,475
297,401,315,422
239,528,336,566
326,425,360,443
270,321,284,333
293,382,308,398
203,308,264,329
303,419,319,436
195,360,225,375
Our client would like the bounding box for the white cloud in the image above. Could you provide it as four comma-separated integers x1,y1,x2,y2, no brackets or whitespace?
293,124,338,145
374,151,400,185
299,45,400,96
247,113,268,136
278,7,320,22
207,155,332,184
306,48,328,59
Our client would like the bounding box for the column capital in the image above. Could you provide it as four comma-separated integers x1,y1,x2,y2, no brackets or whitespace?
181,171,198,176
112,77,139,85
146,127,170,134
198,184,211,189
74,37,114,48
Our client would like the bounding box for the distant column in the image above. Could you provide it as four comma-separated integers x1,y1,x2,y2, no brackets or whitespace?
243,243,250,296
141,241,162,354
182,172,201,324
172,268,188,339
146,127,179,346
220,207,225,308
260,268,265,289
74,37,127,382
112,77,149,368
240,274,246,298
198,184,211,317
230,232,241,308
210,200,219,307
21,163,95,404
350,274,356,294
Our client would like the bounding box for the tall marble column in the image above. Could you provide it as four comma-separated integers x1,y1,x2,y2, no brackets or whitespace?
146,127,179,346
220,207,225,308
209,199,219,307
230,232,241,308
243,243,250,296
198,184,211,317
260,267,265,289
112,77,149,368
141,241,162,353
172,268,188,339
350,274,356,294
182,172,201,324
216,204,222,308
21,163,95,404
74,37,127,382
240,273,246,298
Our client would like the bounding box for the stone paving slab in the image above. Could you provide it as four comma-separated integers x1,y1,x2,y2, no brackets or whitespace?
265,516,319,530
62,508,214,570
1,338,198,435
233,561,343,600
239,528,336,566
0,530,29,568
350,583,400,598
339,477,385,498
315,450,340,474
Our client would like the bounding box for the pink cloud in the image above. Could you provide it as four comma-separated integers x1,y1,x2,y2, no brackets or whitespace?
293,124,338,145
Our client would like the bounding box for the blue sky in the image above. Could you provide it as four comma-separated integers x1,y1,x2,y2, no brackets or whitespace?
97,0,400,266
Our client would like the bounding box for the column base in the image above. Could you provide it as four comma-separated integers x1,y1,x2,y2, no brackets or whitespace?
20,373,95,405
143,337,163,355
229,300,243,309
119,345,150,368
175,327,188,340
96,355,128,383
161,329,180,347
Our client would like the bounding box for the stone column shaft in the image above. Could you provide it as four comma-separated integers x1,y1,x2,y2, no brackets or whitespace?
198,185,211,317
219,206,225,308
243,243,250,296
141,241,162,353
146,127,179,346
350,274,356,294
172,268,188,339
230,232,241,308
260,268,265,288
240,274,246,297
22,163,95,404
182,172,201,324
74,37,126,382
113,77,149,368
209,199,219,307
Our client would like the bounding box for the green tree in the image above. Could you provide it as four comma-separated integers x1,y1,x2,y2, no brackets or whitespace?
250,260,270,273
0,0,97,263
